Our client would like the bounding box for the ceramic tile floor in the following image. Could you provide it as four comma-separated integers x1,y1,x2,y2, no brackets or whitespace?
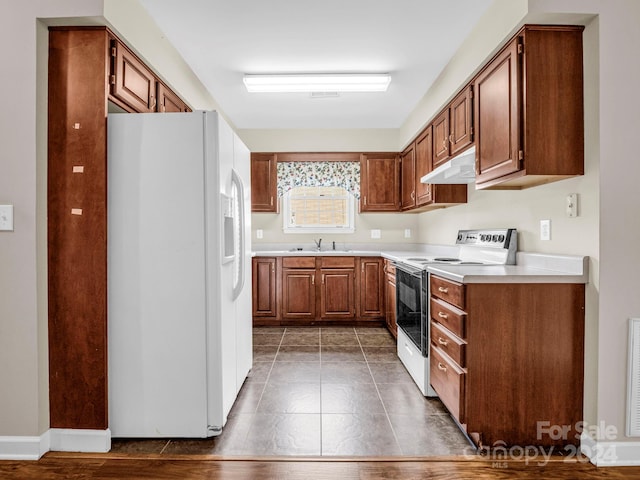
111,326,473,457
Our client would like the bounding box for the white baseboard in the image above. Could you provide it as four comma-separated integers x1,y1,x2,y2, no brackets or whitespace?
581,432,640,466
0,431,50,460
0,429,111,460
49,428,111,453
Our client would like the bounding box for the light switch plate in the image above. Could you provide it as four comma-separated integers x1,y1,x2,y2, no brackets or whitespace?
0,205,14,231
256,229,263,239
371,229,381,239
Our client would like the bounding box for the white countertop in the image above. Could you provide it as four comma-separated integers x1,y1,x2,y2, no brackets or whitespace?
252,246,589,284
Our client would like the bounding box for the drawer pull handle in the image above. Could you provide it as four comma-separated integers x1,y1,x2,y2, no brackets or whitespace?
437,362,447,372
438,312,448,319
438,337,449,346
438,286,449,293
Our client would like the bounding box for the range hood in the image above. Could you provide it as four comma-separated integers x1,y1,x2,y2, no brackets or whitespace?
420,146,476,184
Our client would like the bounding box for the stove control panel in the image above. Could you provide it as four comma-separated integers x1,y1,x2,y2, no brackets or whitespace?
456,228,517,249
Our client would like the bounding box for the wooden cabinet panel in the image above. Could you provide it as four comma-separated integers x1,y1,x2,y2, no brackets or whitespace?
281,268,316,320
400,143,416,210
360,153,400,212
431,275,465,310
110,40,157,113
474,38,520,185
430,298,466,339
432,110,450,168
449,86,474,157
320,269,356,320
358,257,384,318
251,153,278,212
252,257,277,318
431,320,466,367
157,83,189,112
384,260,397,338
415,127,433,206
474,25,584,189
430,344,466,423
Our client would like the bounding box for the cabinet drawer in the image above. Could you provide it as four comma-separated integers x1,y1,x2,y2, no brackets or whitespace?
385,262,396,276
431,321,466,368
431,276,465,309
282,257,316,268
431,298,467,339
430,345,466,423
321,256,355,268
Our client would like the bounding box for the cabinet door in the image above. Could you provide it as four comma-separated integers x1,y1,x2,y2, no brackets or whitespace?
111,40,157,113
384,261,397,338
360,154,400,212
449,86,474,157
358,258,385,318
320,269,356,320
415,126,433,206
251,153,278,212
432,109,450,168
157,83,189,113
474,37,521,185
281,268,316,320
252,257,277,317
400,144,416,210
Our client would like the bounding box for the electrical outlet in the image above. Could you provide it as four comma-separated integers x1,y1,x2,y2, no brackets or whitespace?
371,229,381,239
566,193,578,217
256,229,263,239
0,205,14,231
404,229,411,238
540,219,551,241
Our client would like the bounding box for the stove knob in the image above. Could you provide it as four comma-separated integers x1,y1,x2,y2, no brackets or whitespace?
498,234,505,242
457,234,463,242
492,234,498,242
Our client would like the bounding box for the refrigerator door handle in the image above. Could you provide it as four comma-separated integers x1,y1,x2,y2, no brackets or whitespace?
231,168,245,300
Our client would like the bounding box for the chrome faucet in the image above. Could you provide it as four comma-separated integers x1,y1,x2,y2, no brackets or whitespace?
314,238,322,251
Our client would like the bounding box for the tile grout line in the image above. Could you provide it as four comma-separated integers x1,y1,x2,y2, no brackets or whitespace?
356,328,405,455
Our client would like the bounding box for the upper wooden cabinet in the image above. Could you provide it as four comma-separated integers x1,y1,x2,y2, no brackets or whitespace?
432,86,474,169
251,153,278,212
110,40,157,113
157,83,191,113
415,127,433,206
474,25,584,189
360,153,400,212
109,37,190,114
400,144,416,210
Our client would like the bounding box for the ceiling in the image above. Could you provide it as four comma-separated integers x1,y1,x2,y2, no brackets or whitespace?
137,0,493,129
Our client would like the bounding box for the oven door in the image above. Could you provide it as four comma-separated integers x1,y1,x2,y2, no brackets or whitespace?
395,263,428,356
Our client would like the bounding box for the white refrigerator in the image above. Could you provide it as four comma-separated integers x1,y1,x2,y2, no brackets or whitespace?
107,111,252,437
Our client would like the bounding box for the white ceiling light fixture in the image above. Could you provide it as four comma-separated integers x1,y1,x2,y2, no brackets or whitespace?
243,74,391,93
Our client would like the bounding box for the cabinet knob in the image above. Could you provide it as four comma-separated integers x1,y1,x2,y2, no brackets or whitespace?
437,362,448,372
410,191,415,200
438,337,449,346
438,311,449,319
438,286,449,293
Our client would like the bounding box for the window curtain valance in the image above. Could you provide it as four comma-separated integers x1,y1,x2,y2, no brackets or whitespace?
277,161,361,199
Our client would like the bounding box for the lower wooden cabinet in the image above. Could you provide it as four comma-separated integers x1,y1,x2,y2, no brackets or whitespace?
384,259,397,338
429,275,585,448
252,255,385,325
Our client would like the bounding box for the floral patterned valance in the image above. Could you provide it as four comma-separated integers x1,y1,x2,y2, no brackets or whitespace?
277,161,360,199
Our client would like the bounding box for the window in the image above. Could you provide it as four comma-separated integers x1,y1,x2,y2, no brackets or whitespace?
283,186,355,234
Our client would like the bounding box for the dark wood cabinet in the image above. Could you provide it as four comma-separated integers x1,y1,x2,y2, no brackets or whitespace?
48,26,191,431
432,86,474,169
429,275,585,448
251,153,278,212
157,83,190,112
110,39,157,113
319,257,356,321
415,127,433,206
281,257,317,321
384,259,397,338
252,257,277,318
474,25,584,189
360,153,400,212
400,144,416,210
358,257,385,319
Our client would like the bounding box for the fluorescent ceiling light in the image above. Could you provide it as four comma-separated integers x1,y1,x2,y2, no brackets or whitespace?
243,74,391,93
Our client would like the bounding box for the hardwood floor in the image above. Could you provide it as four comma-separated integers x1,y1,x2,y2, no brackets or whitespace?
2,453,640,479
